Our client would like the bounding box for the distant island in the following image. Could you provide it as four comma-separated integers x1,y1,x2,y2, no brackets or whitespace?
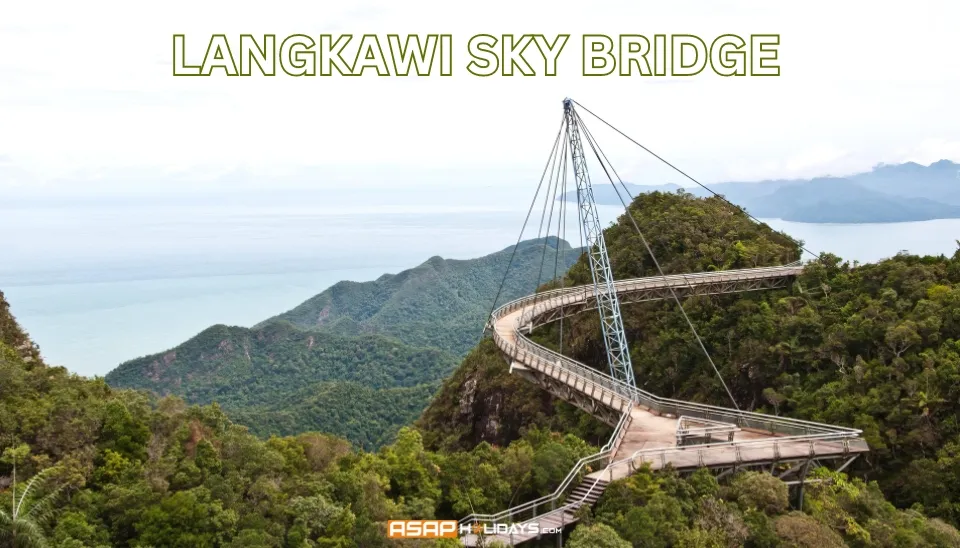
560,159,960,223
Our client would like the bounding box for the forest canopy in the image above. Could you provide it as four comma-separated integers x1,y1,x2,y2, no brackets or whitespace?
4,190,960,546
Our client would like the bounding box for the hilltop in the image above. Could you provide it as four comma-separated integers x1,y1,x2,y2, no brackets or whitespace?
420,190,802,450
421,189,960,530
261,236,582,357
106,322,455,449
107,237,581,448
562,159,960,223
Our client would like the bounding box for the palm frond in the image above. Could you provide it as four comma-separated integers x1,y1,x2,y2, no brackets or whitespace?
0,467,59,547
0,510,11,543
22,487,62,525
10,518,50,548
14,471,49,518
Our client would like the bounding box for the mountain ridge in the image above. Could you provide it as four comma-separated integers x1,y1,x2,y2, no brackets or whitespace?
106,236,583,448
259,236,583,356
561,159,960,222
106,320,457,449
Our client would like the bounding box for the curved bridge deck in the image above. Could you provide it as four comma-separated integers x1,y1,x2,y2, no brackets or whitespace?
460,265,868,546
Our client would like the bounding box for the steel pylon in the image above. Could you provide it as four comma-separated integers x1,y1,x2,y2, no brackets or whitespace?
563,98,637,390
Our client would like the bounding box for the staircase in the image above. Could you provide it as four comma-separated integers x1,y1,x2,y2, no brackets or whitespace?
567,476,608,510
461,477,610,546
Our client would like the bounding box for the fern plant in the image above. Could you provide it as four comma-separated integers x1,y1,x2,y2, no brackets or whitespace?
0,462,60,548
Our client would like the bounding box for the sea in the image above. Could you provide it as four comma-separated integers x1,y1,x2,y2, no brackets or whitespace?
2,191,958,377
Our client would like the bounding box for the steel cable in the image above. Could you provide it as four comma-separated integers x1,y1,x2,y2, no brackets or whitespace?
574,107,742,412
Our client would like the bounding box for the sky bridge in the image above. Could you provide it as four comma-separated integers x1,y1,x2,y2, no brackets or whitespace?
458,100,868,546
460,265,867,546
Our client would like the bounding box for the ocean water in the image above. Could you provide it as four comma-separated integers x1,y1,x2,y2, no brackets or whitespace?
1,197,958,377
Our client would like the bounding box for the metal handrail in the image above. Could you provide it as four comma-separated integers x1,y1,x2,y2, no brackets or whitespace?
489,262,805,328
522,474,606,535
458,405,633,526
490,266,806,329
677,416,741,439
507,333,863,448
507,333,859,436
489,264,861,438
610,432,869,471
517,265,806,328
677,415,741,429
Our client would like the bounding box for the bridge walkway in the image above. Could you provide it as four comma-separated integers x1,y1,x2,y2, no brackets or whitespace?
459,265,869,546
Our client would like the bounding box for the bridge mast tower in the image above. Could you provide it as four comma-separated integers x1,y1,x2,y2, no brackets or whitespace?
563,98,637,390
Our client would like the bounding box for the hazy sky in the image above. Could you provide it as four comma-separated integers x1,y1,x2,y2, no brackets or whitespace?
2,0,958,194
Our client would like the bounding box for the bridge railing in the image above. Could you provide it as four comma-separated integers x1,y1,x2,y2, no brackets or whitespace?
509,323,859,437
516,262,806,330
490,262,804,326
506,262,803,307
489,263,861,439
677,416,740,445
605,432,870,480
458,404,633,528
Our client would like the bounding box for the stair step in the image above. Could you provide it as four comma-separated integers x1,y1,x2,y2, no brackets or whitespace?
460,481,609,545
569,496,600,504
570,485,607,495
571,485,603,491
568,496,601,505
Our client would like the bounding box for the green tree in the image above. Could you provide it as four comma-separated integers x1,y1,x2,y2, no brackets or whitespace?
51,511,111,547
99,400,150,463
285,494,356,546
774,512,844,547
379,428,441,515
134,487,238,547
728,472,789,515
567,522,630,548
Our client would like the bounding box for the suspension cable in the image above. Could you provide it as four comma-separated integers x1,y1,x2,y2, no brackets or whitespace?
535,129,563,244
483,115,565,336
572,100,817,261
557,140,571,354
575,109,742,412
552,152,565,289
536,136,566,299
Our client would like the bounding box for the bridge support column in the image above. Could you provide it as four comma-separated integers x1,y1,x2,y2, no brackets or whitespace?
793,459,812,511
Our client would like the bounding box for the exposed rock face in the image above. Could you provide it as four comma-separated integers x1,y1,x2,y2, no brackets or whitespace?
0,290,43,365
458,377,478,416
417,338,555,451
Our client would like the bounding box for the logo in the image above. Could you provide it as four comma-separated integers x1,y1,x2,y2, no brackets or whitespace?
387,520,458,539
387,520,561,539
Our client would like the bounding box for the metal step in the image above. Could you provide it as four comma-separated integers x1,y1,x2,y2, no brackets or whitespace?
460,478,612,545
